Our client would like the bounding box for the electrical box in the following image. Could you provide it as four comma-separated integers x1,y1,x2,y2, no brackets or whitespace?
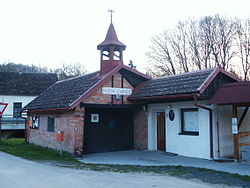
55,130,65,142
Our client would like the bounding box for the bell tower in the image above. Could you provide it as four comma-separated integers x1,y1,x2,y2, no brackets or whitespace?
97,12,126,76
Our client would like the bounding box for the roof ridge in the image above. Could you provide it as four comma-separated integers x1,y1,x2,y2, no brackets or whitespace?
0,71,56,75
153,68,216,80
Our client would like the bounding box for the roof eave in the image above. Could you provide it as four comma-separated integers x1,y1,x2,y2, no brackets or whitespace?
24,107,71,113
128,93,198,101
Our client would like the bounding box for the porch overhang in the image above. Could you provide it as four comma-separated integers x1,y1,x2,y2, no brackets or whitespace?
208,82,250,105
208,82,250,162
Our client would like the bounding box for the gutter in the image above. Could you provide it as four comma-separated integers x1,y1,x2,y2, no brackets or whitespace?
128,93,197,101
193,95,214,159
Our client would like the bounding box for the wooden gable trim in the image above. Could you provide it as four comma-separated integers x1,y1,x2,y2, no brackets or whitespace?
198,67,241,94
69,65,123,109
69,65,150,109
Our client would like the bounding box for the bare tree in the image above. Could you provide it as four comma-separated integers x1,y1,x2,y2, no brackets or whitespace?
54,62,87,80
168,22,190,72
236,19,250,81
146,15,241,77
196,17,213,69
146,31,177,77
209,15,237,70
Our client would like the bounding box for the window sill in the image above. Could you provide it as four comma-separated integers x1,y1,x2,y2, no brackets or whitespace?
178,132,199,136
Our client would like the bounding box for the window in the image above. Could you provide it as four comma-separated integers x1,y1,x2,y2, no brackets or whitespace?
180,108,199,135
13,102,22,118
47,117,55,132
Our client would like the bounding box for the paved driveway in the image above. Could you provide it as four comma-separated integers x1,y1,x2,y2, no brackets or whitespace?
0,152,224,188
81,150,250,176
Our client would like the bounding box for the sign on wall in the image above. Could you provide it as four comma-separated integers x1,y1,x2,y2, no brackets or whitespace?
169,110,175,121
102,87,132,96
232,118,238,134
91,114,99,123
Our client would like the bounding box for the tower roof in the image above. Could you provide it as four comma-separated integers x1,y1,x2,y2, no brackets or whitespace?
97,23,126,50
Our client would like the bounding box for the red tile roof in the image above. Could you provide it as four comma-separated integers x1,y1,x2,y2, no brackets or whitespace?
129,67,240,101
208,82,250,105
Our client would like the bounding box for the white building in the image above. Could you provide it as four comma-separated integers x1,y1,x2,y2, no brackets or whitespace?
0,72,57,138
129,68,250,161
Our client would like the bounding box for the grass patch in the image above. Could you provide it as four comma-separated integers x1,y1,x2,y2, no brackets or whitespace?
0,138,79,163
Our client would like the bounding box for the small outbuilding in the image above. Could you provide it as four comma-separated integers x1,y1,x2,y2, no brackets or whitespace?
129,68,242,159
209,82,250,161
24,22,150,155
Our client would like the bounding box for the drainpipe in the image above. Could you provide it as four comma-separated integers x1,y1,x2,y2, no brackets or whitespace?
193,95,214,159
216,118,220,158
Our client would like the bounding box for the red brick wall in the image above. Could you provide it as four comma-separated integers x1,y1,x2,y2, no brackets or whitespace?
27,106,149,153
134,109,148,150
83,73,133,104
27,106,84,153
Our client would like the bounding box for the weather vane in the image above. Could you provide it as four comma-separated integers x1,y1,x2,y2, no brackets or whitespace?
108,9,114,23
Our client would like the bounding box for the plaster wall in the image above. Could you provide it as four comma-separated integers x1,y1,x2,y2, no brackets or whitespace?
214,105,234,158
0,95,36,116
148,101,211,159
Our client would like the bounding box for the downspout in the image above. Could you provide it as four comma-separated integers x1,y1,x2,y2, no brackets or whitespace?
216,118,220,158
213,104,221,159
193,95,214,159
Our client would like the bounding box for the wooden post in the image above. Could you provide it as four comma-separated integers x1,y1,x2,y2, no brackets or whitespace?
234,134,239,161
232,105,239,161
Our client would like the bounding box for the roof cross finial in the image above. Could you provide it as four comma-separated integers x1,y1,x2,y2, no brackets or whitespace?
108,9,114,23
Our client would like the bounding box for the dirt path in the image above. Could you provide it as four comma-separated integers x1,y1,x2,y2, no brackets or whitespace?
0,152,231,188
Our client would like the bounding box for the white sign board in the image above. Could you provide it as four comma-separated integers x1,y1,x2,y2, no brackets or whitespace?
232,118,238,134
91,114,99,123
102,87,132,96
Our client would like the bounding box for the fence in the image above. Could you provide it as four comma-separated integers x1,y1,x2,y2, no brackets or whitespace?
1,114,25,130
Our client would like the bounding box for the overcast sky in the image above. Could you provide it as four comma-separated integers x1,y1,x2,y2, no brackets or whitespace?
0,0,250,73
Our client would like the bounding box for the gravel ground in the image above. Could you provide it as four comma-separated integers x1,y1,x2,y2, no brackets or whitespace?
0,152,233,188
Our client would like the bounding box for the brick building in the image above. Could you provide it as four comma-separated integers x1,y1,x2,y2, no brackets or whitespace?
24,22,150,155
